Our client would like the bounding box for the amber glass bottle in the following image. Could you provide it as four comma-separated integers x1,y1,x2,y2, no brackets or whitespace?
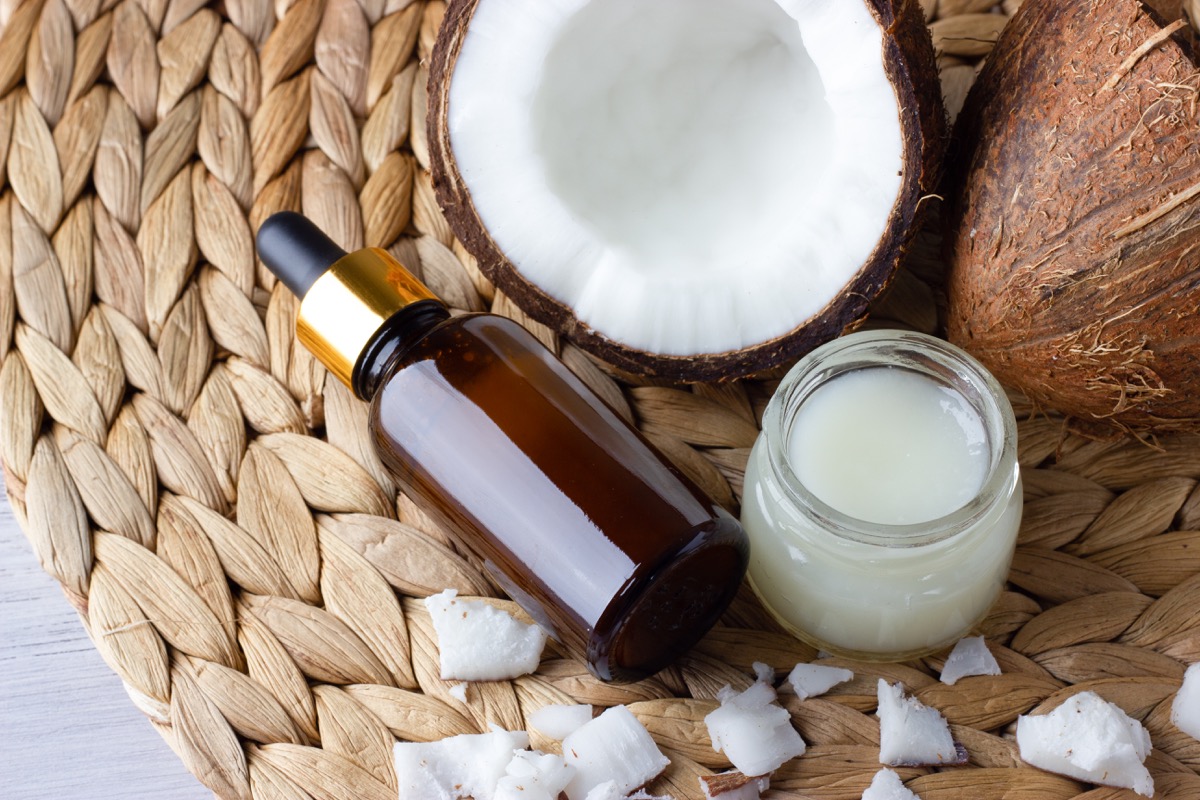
257,213,749,682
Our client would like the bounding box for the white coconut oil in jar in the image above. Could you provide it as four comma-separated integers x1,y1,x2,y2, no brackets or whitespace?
741,331,1022,660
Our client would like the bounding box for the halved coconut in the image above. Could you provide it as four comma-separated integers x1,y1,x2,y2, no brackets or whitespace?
429,0,944,380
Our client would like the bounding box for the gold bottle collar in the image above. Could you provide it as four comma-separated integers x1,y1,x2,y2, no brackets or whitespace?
296,248,438,388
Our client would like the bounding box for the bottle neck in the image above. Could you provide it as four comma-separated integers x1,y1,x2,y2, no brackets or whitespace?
294,247,443,390
352,300,452,400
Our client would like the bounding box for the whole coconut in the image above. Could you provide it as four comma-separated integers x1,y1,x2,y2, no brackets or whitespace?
946,0,1200,435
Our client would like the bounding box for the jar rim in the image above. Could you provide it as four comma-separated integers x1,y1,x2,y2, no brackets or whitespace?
762,330,1020,548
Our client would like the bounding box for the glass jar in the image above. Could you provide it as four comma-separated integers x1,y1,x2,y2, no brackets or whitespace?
741,330,1022,661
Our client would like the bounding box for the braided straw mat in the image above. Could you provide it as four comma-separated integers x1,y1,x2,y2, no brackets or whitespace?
2,0,1200,797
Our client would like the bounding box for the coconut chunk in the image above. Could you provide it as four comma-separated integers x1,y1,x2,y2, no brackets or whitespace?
751,661,774,683
562,705,669,800
448,682,469,703
705,670,806,776
1016,691,1154,797
393,728,530,800
529,703,593,740
699,771,769,800
876,680,962,766
939,636,1001,686
583,780,674,800
424,589,547,681
787,662,854,700
861,768,920,800
1172,662,1200,740
584,780,623,800
628,791,674,800
494,750,576,800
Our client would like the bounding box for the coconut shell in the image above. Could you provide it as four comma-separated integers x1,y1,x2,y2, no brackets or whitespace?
946,0,1200,435
428,0,946,382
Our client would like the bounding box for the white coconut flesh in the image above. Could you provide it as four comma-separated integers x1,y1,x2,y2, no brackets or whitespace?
448,0,904,355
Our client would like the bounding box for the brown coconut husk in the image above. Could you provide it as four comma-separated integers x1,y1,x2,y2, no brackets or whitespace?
428,0,946,382
1145,0,1200,47
945,0,1200,437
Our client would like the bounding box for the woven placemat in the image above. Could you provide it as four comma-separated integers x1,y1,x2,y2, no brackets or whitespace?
2,0,1199,798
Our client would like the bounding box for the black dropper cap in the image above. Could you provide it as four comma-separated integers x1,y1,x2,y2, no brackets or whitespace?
256,211,348,298
253,211,443,392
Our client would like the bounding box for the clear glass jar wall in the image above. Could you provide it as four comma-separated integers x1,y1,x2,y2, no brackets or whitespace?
740,331,1022,660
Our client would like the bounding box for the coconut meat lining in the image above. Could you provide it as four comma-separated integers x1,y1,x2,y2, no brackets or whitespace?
448,0,904,356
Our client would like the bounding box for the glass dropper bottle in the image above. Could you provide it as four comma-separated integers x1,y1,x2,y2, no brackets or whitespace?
256,212,749,682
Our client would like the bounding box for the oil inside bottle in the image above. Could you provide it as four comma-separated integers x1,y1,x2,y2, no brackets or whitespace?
368,313,747,682
255,212,749,683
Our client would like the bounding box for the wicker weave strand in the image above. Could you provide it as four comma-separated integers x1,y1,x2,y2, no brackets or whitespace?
2,0,1200,798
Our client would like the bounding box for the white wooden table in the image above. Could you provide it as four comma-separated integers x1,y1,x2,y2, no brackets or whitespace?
0,494,210,800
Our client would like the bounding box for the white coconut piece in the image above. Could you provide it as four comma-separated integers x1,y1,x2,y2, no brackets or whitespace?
584,780,623,800
751,661,774,683
861,768,920,800
1016,691,1154,797
876,680,961,766
628,791,674,800
495,750,577,800
939,636,1001,686
529,703,593,740
699,771,770,800
448,682,469,703
562,705,670,800
584,783,673,800
1172,662,1200,740
787,662,854,700
705,672,806,776
424,589,547,681
393,728,530,800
